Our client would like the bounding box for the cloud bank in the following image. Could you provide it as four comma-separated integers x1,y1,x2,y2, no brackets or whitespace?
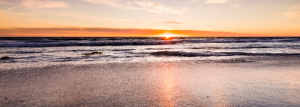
0,28,257,37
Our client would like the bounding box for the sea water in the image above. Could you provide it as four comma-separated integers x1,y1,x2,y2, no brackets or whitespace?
0,37,300,69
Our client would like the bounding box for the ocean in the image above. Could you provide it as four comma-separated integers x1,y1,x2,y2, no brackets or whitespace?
1,37,300,69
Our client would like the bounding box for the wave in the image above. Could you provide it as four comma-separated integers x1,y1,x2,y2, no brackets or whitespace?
0,37,299,47
111,49,136,51
150,51,300,57
190,45,300,50
0,40,181,47
182,38,300,43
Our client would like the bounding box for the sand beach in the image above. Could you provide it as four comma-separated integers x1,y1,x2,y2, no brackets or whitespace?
1,56,300,107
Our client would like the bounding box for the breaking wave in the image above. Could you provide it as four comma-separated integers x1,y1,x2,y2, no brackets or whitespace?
150,51,300,57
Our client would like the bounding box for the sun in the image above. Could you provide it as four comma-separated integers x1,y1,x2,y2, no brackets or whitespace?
165,35,170,39
157,33,186,39
161,33,173,39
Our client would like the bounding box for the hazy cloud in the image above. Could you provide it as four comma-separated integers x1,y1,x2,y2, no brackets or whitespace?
0,0,13,5
195,28,213,31
127,1,187,14
14,12,37,16
125,21,141,23
21,0,69,9
126,1,131,5
206,0,227,4
0,10,37,16
54,12,132,22
283,5,300,18
84,0,123,9
0,11,5,16
232,4,240,8
162,21,184,24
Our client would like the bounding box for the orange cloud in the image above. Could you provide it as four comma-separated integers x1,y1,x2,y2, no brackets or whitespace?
0,28,259,37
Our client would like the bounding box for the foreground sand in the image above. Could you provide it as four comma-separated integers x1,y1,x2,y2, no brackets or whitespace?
1,56,300,107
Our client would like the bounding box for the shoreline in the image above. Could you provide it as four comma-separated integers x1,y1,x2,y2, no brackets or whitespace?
1,56,300,106
1,55,300,70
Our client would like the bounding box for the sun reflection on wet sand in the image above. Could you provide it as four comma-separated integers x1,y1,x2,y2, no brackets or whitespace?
148,61,300,107
160,63,176,107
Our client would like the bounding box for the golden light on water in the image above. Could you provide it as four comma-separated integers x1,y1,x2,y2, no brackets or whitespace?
158,33,187,40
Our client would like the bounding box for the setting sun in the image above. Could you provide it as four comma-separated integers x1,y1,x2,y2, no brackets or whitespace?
160,33,173,38
159,33,186,38
160,33,176,40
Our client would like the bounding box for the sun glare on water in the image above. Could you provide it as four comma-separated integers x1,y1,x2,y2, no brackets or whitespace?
159,33,185,40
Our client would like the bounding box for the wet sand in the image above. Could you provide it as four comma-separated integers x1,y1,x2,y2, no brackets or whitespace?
1,56,300,107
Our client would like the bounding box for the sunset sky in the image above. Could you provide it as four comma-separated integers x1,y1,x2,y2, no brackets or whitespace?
0,0,300,37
